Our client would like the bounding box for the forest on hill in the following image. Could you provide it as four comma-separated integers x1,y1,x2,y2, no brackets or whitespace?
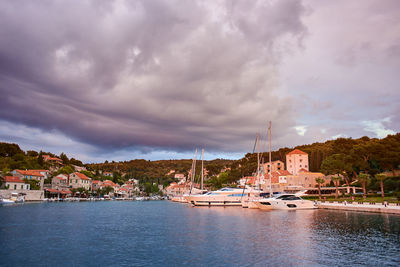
1,133,399,191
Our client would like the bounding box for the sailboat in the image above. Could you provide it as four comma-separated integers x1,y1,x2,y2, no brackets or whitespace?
183,149,207,203
241,134,264,208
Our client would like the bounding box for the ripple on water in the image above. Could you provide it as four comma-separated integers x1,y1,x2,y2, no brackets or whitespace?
0,202,399,266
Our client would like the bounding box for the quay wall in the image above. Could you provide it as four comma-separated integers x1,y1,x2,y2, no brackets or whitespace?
318,201,400,215
0,190,45,201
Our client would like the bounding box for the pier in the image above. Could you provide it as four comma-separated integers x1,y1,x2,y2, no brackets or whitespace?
318,201,400,215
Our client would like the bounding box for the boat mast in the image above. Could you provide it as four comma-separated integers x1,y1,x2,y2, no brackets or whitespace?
257,134,260,190
268,121,272,196
190,149,197,194
201,148,204,190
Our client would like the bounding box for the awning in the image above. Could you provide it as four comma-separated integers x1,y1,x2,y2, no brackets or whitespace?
45,189,60,193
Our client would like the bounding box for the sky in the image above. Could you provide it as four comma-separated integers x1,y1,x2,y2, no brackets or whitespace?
0,0,399,163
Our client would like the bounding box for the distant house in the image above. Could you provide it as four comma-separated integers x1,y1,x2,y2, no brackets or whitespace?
286,149,309,175
103,172,113,177
238,176,257,187
2,176,30,190
73,165,87,172
69,172,91,190
165,182,191,196
12,169,46,189
101,180,120,191
42,155,63,165
174,173,186,184
262,160,285,174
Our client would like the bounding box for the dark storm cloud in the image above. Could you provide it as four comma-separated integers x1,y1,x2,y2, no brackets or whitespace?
0,0,308,154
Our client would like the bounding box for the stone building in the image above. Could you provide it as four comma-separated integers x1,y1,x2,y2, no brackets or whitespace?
286,149,309,175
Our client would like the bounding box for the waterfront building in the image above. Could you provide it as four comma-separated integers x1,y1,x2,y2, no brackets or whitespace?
51,174,69,190
69,172,91,190
2,176,30,190
286,169,327,188
92,180,102,191
165,182,191,196
101,180,120,191
12,169,46,189
286,149,309,175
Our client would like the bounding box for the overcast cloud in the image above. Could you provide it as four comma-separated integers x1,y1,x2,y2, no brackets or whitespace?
0,0,399,162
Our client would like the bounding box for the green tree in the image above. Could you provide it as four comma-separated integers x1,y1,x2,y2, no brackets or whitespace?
60,153,69,165
57,165,75,175
23,179,40,190
37,152,44,167
71,188,77,197
103,186,113,196
315,177,325,200
331,175,342,199
375,174,388,199
358,173,370,199
320,153,352,185
77,187,85,197
26,150,38,157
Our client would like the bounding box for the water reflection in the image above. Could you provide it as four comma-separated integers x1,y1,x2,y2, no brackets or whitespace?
0,202,399,266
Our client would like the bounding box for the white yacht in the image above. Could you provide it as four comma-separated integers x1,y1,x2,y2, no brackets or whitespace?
187,187,256,206
256,194,316,210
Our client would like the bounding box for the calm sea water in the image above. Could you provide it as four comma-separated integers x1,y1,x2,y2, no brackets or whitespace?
0,201,399,267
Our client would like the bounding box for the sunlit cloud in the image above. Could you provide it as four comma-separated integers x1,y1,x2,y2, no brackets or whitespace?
361,117,396,138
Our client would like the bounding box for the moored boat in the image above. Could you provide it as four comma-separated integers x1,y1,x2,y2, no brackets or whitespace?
255,194,316,210
187,187,259,206
0,192,25,204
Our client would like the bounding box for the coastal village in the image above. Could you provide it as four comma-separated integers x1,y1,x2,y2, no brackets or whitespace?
1,147,338,200
1,140,399,207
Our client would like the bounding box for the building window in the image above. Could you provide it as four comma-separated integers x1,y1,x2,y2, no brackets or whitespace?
300,159,302,162
14,185,17,189
21,185,23,189
305,165,307,168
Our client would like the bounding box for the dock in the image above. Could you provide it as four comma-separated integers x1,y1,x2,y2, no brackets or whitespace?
318,201,400,215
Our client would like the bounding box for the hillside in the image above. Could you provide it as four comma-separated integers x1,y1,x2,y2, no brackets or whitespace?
1,133,399,190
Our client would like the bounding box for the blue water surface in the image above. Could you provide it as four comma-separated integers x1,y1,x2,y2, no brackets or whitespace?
0,201,399,266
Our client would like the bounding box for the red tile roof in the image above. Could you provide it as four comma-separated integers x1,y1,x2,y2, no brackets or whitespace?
299,168,309,173
92,180,101,184
15,170,44,177
287,149,308,156
102,180,119,187
4,176,25,183
74,172,90,180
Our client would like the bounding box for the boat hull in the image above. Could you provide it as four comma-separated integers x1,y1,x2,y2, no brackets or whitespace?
269,200,317,210
188,195,243,206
